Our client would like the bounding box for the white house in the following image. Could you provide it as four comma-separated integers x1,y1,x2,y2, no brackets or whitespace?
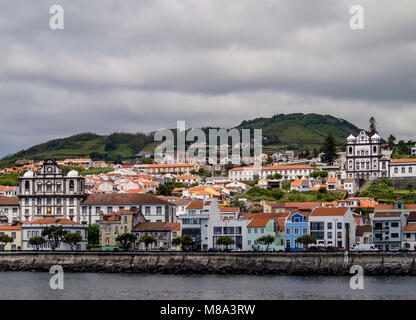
389,159,416,178
22,218,88,251
207,203,248,250
261,165,316,180
309,207,357,249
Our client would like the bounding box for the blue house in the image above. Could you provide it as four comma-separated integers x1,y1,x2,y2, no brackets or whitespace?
284,212,309,251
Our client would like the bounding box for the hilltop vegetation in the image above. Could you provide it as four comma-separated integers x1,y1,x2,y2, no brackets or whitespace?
236,113,361,152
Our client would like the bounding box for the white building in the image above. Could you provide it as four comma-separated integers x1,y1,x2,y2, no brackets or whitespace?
80,193,176,225
228,167,256,181
309,207,357,249
0,186,18,197
178,199,214,251
346,131,383,179
19,159,85,222
389,159,416,178
22,218,88,251
261,165,316,180
343,179,358,195
207,204,248,250
0,196,19,224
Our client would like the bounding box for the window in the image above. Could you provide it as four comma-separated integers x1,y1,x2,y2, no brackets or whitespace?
235,227,242,234
327,222,332,229
303,228,307,235
337,222,342,229
394,168,398,174
37,184,42,192
310,222,324,230
391,233,399,238
327,232,332,239
69,198,74,205
82,207,87,215
124,216,127,223
391,222,399,228
409,167,413,174
11,232,16,239
56,183,61,192
96,207,101,214
156,206,162,214
261,228,264,234
115,226,119,234
337,232,342,239
107,207,113,214
286,229,290,235
248,228,251,234
248,240,251,245
69,180,74,191
402,167,406,174
214,227,222,235
224,227,234,234
145,206,150,214
25,181,30,191
294,228,299,235
46,183,52,192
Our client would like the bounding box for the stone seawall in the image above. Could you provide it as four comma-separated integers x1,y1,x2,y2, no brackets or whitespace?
0,252,416,275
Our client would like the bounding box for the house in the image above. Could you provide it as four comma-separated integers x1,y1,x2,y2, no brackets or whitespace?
355,225,373,245
133,222,180,250
208,204,248,251
309,207,357,249
284,212,309,251
343,179,358,195
389,159,416,177
228,167,256,181
145,163,198,175
372,207,406,251
245,213,285,251
0,226,22,250
327,177,340,191
178,199,212,251
263,201,285,213
402,224,416,250
261,165,316,180
0,186,18,197
81,193,176,225
99,209,146,251
22,218,88,251
175,175,201,186
290,179,310,192
0,196,19,224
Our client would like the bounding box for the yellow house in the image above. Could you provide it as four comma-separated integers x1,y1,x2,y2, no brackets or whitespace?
263,201,285,213
0,226,22,250
99,209,146,251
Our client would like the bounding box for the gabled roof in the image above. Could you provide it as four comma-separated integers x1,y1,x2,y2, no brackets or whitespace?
24,218,80,225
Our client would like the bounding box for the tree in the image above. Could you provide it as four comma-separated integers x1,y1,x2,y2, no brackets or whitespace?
0,234,13,250
179,234,194,250
295,234,317,249
41,225,68,251
117,233,137,251
267,173,282,179
257,235,275,251
406,184,414,193
387,134,396,149
87,224,99,247
321,131,338,165
63,233,83,251
172,236,182,248
138,234,156,251
28,236,45,251
216,236,235,250
369,116,377,136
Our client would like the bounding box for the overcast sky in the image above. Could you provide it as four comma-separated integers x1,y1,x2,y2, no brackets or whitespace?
0,0,415,157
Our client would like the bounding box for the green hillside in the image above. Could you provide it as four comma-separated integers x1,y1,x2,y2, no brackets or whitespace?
236,113,362,151
0,113,363,166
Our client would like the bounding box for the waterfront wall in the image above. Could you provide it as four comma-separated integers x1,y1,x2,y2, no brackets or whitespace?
0,252,416,275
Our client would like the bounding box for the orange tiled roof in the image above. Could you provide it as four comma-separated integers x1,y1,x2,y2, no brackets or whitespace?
311,207,349,217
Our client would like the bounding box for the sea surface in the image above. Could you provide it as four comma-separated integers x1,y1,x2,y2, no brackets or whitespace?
0,272,415,300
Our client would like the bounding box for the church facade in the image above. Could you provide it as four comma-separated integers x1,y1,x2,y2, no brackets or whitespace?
345,131,385,180
18,159,85,222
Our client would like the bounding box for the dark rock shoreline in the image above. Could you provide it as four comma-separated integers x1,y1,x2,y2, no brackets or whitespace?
0,252,416,275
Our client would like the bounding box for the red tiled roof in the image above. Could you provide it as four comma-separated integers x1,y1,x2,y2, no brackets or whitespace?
311,207,349,217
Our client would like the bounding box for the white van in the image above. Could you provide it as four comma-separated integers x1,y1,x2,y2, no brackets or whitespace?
350,244,379,252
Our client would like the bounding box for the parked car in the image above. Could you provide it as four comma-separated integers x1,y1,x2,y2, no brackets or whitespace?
350,244,379,252
399,248,410,252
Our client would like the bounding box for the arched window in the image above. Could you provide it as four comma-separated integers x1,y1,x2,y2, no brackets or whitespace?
24,181,30,191
69,180,74,191
373,146,377,153
349,147,352,154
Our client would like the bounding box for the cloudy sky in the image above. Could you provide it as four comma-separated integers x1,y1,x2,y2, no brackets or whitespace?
0,0,415,157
